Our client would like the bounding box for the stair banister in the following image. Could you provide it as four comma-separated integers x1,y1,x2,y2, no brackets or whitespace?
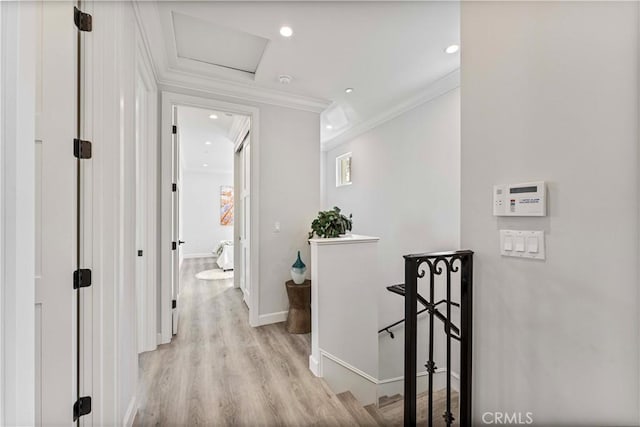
402,250,474,427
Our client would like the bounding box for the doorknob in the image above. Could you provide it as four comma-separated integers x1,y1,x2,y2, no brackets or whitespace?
178,240,185,245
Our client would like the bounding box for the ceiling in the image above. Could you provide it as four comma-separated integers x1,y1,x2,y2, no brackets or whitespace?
137,1,460,146
177,106,242,174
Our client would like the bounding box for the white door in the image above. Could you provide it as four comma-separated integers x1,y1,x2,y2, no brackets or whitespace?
171,107,182,334
35,2,82,425
239,139,251,305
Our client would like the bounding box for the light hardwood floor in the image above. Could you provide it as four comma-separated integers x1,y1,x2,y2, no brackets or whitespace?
134,257,359,426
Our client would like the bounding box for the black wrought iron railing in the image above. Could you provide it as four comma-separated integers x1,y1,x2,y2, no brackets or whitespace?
382,250,473,427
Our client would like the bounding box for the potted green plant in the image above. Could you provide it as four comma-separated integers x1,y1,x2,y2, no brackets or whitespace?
308,207,353,239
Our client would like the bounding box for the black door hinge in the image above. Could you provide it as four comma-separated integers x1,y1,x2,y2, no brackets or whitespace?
73,269,92,289
172,299,177,309
74,138,92,159
138,250,143,257
172,183,177,192
73,396,92,421
73,7,92,32
172,125,177,134
172,241,177,250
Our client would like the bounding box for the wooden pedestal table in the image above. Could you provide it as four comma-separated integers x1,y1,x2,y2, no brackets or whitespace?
285,280,311,334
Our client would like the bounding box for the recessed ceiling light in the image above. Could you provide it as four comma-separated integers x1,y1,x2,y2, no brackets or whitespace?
280,26,293,37
345,88,354,94
205,141,212,145
209,114,218,119
326,125,333,130
203,163,209,167
445,44,460,54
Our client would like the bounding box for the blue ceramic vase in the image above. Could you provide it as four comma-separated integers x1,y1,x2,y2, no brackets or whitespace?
290,251,307,284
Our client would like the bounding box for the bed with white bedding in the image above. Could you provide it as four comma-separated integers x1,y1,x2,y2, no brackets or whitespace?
215,240,234,271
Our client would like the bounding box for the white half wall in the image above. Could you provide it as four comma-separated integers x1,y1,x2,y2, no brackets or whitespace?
182,170,234,257
461,2,639,424
324,87,461,382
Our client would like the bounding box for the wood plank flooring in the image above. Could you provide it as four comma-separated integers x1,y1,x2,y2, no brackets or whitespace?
133,257,358,426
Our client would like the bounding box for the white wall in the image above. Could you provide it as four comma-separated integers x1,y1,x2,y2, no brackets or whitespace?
182,170,234,256
325,87,461,381
258,104,320,316
461,2,639,424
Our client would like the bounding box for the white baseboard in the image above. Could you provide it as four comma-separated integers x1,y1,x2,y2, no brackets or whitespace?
377,369,460,398
309,355,321,377
255,310,288,326
321,350,377,384
315,347,460,403
157,332,170,346
320,351,377,405
123,393,139,427
242,288,251,307
183,253,216,259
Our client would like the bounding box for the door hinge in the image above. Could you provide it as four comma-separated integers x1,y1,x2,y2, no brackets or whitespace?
138,250,143,257
172,299,177,309
73,396,92,421
172,183,177,192
73,7,92,32
74,138,92,159
73,269,92,289
172,125,177,134
172,241,177,250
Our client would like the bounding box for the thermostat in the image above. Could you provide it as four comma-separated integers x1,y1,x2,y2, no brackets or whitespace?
493,181,546,216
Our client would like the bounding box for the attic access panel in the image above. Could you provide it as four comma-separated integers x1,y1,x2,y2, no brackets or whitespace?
172,12,269,75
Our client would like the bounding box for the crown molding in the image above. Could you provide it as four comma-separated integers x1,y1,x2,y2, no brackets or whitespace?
132,0,332,114
157,69,331,113
321,69,460,152
133,1,161,84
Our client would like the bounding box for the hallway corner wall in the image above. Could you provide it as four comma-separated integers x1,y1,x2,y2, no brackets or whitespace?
461,2,640,424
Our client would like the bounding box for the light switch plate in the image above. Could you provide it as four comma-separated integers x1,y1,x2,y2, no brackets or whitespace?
500,230,545,260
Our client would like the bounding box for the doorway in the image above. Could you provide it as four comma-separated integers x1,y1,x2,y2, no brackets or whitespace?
159,92,260,343
173,105,249,332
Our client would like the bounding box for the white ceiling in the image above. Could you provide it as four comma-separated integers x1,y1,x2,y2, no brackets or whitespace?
177,106,242,174
139,1,460,146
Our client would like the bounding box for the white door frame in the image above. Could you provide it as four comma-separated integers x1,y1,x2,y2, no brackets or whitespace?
0,1,36,425
160,92,260,342
134,29,158,354
170,105,180,335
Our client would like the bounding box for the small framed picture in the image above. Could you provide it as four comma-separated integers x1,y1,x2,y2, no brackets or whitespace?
336,152,352,187
220,186,234,226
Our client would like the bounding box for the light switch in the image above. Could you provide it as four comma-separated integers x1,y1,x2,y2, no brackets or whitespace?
504,236,513,251
500,230,545,260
